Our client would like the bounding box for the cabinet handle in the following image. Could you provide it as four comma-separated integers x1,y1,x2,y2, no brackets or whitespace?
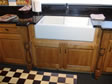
5,28,9,31
65,49,66,54
99,48,105,56
109,46,112,52
60,48,61,54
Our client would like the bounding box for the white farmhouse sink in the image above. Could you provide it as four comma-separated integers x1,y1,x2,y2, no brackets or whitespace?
35,16,95,41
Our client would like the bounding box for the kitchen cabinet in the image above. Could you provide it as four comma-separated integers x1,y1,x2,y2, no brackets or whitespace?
17,0,31,5
32,42,61,69
0,41,3,62
103,40,112,72
0,0,31,5
0,36,26,64
95,30,112,78
32,40,95,71
0,0,8,5
64,48,93,71
29,24,102,72
0,24,32,67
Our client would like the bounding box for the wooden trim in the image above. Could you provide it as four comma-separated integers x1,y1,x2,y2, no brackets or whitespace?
0,24,16,28
66,65,91,72
91,28,102,72
0,34,21,39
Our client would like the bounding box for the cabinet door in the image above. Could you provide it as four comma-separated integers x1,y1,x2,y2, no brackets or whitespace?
64,48,93,71
34,46,61,69
0,40,3,62
103,40,112,72
0,34,26,64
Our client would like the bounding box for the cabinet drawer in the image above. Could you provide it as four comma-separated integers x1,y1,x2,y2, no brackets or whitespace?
0,27,18,33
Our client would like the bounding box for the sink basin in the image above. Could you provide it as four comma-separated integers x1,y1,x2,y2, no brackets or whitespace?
35,16,95,41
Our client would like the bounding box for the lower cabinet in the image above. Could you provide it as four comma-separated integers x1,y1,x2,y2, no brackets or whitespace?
32,41,98,72
34,46,61,69
103,40,112,72
0,35,26,64
0,41,3,62
64,48,93,71
0,24,31,65
31,28,101,72
95,30,112,78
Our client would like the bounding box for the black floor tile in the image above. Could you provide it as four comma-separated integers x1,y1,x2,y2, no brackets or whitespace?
27,74,35,79
0,71,8,76
42,76,50,81
58,77,65,83
17,78,25,84
13,72,21,77
33,80,41,84
2,77,11,82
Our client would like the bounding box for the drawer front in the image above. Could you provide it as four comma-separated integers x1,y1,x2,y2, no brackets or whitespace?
0,27,18,33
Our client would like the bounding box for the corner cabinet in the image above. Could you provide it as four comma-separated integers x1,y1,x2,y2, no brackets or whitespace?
30,24,102,72
0,24,31,67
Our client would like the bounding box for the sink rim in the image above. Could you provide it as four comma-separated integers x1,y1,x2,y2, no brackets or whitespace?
37,16,93,28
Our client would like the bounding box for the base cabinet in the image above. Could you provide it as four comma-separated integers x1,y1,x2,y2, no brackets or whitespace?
0,36,26,64
32,42,97,72
34,46,61,69
0,41,3,62
95,30,112,78
103,40,112,72
65,49,93,71
29,25,101,72
0,24,31,65
99,30,112,72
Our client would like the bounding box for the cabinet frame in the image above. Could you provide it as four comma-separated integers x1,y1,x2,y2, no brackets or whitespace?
0,24,32,68
29,24,102,72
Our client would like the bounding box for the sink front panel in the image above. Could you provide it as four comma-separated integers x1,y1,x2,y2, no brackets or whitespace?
35,25,95,41
35,16,95,42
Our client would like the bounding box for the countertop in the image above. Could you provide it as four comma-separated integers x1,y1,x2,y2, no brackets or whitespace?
0,15,43,26
0,5,112,29
0,14,112,30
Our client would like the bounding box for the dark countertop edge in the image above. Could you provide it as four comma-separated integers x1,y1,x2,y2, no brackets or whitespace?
0,15,112,30
0,16,43,26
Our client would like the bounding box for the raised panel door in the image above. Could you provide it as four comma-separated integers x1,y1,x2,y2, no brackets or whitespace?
0,34,26,64
64,48,93,71
34,46,61,69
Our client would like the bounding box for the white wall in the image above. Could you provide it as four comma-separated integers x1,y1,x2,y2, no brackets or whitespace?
39,0,112,5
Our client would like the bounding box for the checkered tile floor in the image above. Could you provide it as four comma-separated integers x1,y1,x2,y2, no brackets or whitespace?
0,67,77,84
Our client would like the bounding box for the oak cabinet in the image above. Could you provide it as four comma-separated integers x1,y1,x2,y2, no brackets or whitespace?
32,39,62,69
95,30,112,79
36,47,59,68
0,40,3,62
64,48,93,71
32,40,98,72
34,46,61,69
29,24,101,72
103,40,112,72
100,30,112,72
0,35,26,64
0,24,31,66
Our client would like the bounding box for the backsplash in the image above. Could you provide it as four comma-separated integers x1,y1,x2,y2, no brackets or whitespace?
0,5,112,20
